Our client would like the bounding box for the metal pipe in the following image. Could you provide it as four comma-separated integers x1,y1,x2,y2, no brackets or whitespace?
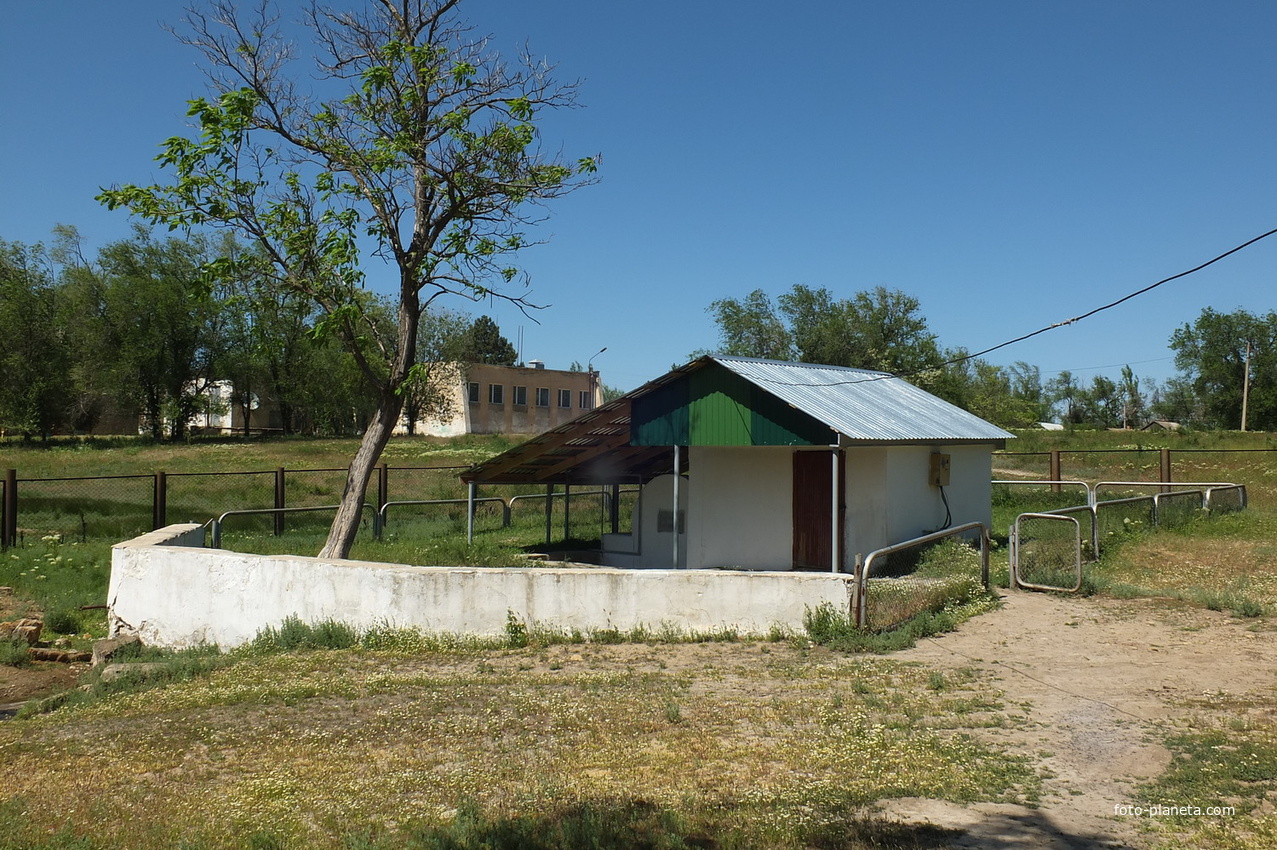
563,484,571,542
545,484,554,545
830,448,840,573
672,444,681,569
466,481,476,544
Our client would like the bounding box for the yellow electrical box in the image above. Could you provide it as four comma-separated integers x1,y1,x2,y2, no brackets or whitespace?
929,453,951,487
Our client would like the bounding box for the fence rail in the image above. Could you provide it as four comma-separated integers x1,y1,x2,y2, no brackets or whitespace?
1,463,505,548
853,522,990,630
995,479,1247,563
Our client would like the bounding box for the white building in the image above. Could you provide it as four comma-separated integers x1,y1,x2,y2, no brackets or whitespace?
464,355,1014,571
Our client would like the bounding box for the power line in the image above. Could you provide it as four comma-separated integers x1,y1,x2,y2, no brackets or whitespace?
754,225,1277,388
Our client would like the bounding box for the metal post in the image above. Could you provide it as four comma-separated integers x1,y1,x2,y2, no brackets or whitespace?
467,481,476,544
274,467,286,536
1160,448,1172,494
378,463,389,517
672,444,681,569
153,471,167,530
563,484,571,541
2,469,16,548
1049,450,1062,493
545,484,554,544
609,484,620,534
853,553,865,628
830,449,840,573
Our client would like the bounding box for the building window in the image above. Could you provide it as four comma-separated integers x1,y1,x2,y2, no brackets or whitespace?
579,390,594,410
489,384,504,405
535,387,550,407
512,385,527,406
467,382,480,403
557,389,571,409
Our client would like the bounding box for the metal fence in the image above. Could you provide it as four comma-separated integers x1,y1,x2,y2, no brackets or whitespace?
853,522,990,630
1011,513,1082,592
0,463,476,547
1003,480,1248,592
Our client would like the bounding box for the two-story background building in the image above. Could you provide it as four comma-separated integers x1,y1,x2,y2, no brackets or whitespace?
403,360,605,437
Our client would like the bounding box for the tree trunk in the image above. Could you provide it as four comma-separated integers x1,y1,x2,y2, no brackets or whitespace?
317,395,402,559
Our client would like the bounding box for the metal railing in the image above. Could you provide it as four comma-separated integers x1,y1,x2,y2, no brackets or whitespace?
206,503,381,549
853,521,990,629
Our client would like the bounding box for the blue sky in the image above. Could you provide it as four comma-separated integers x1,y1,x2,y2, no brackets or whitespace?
3,1,1275,395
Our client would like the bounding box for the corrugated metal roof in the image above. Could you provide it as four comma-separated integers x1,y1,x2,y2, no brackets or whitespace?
711,356,1015,443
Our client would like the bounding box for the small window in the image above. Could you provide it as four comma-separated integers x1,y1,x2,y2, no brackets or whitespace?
557,389,571,409
579,390,593,410
512,385,527,406
467,382,480,403
535,387,550,407
657,509,685,534
489,384,504,405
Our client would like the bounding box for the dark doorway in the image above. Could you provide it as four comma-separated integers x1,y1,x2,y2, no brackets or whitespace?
792,450,846,570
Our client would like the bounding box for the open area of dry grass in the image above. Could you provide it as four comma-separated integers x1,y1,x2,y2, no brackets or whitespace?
1,641,1038,849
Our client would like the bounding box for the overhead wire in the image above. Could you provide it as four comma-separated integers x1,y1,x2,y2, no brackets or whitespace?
750,225,1277,388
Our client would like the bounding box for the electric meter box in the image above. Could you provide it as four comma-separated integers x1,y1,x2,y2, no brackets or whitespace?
929,453,951,487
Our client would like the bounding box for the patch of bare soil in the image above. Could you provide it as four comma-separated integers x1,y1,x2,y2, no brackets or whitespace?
0,595,87,715
883,590,1277,848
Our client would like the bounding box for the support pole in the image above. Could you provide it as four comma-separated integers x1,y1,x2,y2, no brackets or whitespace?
830,449,840,573
2,469,16,548
1242,339,1252,432
672,445,681,569
545,484,554,545
1160,448,1172,494
153,471,167,531
1049,450,1062,493
609,484,620,534
563,484,571,542
467,481,476,544
274,467,286,536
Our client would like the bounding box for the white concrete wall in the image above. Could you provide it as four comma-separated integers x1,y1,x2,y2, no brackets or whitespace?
601,474,688,569
110,525,852,649
852,444,993,556
687,446,793,570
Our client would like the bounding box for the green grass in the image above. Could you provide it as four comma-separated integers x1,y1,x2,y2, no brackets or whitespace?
1135,689,1277,850
0,638,1038,849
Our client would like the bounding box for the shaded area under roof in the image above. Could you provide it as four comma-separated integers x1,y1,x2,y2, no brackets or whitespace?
462,356,1013,486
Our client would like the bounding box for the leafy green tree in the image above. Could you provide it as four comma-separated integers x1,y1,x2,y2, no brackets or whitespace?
458,315,518,365
706,289,794,360
1118,365,1144,428
1170,307,1277,430
705,285,945,390
0,241,70,439
100,0,596,557
1078,375,1121,429
89,229,225,440
213,237,321,435
1047,370,1082,425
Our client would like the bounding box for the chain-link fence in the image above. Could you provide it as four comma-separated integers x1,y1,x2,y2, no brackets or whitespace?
11,474,156,543
855,523,989,631
1011,513,1082,592
1205,484,1247,514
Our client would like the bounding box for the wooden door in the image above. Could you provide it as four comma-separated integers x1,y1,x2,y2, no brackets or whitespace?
792,450,846,570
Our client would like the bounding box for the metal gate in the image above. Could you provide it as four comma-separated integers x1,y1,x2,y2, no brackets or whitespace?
1011,513,1083,592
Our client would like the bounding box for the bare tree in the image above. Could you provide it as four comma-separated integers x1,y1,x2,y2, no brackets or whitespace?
101,0,596,557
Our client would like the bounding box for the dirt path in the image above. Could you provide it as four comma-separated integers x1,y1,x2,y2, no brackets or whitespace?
883,590,1277,848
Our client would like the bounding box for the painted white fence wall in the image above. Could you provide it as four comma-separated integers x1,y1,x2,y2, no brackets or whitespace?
109,525,855,649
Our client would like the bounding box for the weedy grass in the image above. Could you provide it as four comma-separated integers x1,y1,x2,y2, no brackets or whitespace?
1135,689,1277,850
0,640,1038,850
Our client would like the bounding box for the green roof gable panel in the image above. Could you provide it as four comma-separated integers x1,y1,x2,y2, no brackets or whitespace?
631,363,835,447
